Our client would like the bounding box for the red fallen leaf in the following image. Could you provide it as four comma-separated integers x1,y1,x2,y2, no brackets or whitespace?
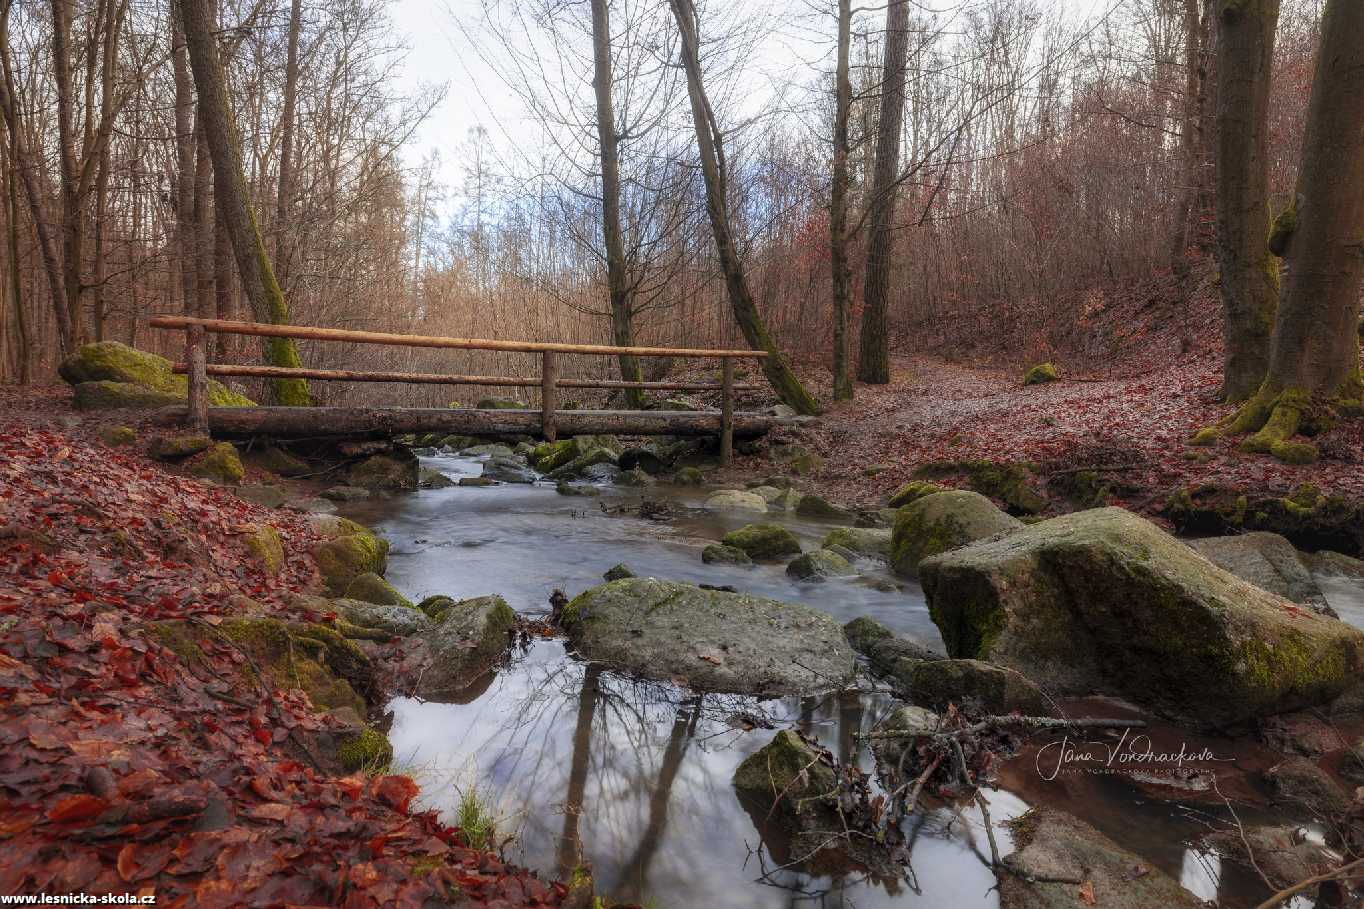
117,841,172,882
372,775,419,813
46,793,109,823
1078,880,1097,905
253,727,272,746
0,815,35,838
336,775,365,800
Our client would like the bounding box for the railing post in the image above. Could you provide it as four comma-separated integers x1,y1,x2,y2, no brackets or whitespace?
720,358,734,467
186,324,208,433
541,350,559,442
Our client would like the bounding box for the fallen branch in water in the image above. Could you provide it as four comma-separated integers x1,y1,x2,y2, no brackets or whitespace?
1252,854,1364,909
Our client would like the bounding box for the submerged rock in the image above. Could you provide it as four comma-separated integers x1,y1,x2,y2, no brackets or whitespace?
722,523,801,560
1265,758,1351,819
702,543,752,566
1189,531,1333,614
890,490,1022,577
919,507,1364,728
415,595,517,699
705,489,769,513
1000,808,1203,908
482,456,536,484
561,578,854,696
1205,824,1341,891
786,549,855,582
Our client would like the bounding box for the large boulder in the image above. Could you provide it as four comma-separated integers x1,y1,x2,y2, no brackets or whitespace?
546,446,618,480
415,596,517,699
347,450,419,490
312,526,390,594
333,599,431,637
1188,532,1332,614
702,543,752,566
786,549,855,582
902,659,1053,716
60,341,253,409
1000,808,1203,909
919,507,1364,728
705,489,769,514
561,578,854,696
188,442,244,485
722,523,801,560
822,527,892,559
482,456,536,484
890,490,1023,577
343,572,413,608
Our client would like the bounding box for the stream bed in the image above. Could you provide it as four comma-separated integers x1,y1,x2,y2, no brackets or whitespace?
341,451,1364,908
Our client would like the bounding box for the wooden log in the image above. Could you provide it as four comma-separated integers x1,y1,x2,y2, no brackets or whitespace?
541,350,559,442
151,406,809,440
186,325,208,432
150,316,768,359
720,358,734,466
170,362,760,392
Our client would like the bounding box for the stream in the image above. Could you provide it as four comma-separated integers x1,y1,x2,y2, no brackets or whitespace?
341,451,1364,908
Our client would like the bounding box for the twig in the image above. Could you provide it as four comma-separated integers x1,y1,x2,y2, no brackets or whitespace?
974,791,1002,870
1252,855,1364,909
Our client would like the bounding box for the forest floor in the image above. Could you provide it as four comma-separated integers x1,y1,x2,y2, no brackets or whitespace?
0,387,573,908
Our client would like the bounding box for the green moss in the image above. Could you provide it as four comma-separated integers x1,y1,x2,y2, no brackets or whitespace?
417,595,457,620
338,727,393,773
701,543,752,565
887,480,948,508
913,460,1046,515
1022,362,1059,386
1190,427,1221,447
189,443,245,485
674,466,705,486
313,531,390,594
1268,200,1297,257
1270,439,1319,465
59,341,254,406
477,397,526,409
149,433,213,461
98,425,136,446
532,439,577,472
244,524,285,574
343,572,413,608
720,523,801,560
254,446,311,477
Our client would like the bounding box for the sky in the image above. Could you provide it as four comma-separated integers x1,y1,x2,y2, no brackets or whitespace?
387,0,1114,214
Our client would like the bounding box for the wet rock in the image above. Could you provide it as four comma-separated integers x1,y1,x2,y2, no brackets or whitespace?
786,549,855,582
904,659,1054,716
312,526,390,595
418,467,456,489
1258,711,1348,757
236,484,288,509
290,496,337,514
890,490,1022,577
561,578,854,696
1000,808,1203,908
826,543,858,563
1306,549,1364,578
482,456,536,484
343,572,413,609
704,489,768,513
822,527,892,559
795,494,852,520
921,507,1364,729
843,617,944,673
462,443,516,459
619,446,667,474
702,544,752,566
60,340,253,408
188,442,245,485
603,564,635,582
673,466,705,486
555,480,600,496
333,598,431,636
1205,824,1341,891
1189,532,1334,615
148,432,213,461
459,477,496,487
546,447,618,481
1165,483,1364,558
722,523,801,560
415,595,517,699
615,467,653,487
1265,758,1351,819
320,485,370,502
868,705,943,773
733,730,837,825
252,445,311,477
439,434,480,451
347,450,418,490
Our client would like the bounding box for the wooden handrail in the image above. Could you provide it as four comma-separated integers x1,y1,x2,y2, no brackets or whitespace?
171,362,761,392
149,316,768,359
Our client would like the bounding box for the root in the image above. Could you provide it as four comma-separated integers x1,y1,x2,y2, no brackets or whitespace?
1195,386,1321,465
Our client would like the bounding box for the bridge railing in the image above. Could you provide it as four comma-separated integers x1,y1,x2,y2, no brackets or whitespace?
148,316,770,465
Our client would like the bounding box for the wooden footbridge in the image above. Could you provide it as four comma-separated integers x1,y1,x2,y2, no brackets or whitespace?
149,317,807,466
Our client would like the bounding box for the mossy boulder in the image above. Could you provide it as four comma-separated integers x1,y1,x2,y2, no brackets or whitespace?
347,450,419,490
1166,484,1364,557
97,425,136,446
333,598,431,636
343,572,413,608
843,617,943,675
476,397,526,409
702,543,752,566
561,578,854,696
313,529,390,594
546,446,618,480
722,523,801,560
416,596,517,699
733,730,837,824
915,459,1047,516
532,439,577,472
253,446,311,477
602,564,635,582
416,595,457,621
887,480,948,509
890,491,1022,578
822,527,892,559
705,490,769,513
1188,532,1332,614
338,727,393,772
1000,808,1204,909
60,341,253,407
795,494,852,520
148,433,213,461
618,446,668,475
918,507,1364,729
189,443,245,485
674,466,705,486
1021,362,1058,386
243,524,285,574
786,549,855,582
902,659,1053,716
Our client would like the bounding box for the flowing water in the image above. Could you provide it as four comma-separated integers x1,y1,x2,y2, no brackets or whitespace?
341,452,1363,908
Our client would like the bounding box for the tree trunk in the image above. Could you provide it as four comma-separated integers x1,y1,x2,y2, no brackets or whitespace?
856,0,910,385
4,116,26,383
1168,0,1203,280
829,0,853,401
173,14,197,316
176,0,311,405
590,0,644,408
1213,0,1280,402
274,0,301,291
1222,0,1364,461
51,0,84,350
666,0,820,415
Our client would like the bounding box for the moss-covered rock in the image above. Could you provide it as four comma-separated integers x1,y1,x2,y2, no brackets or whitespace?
416,596,517,699
705,490,769,513
887,480,948,509
1165,484,1364,556
890,490,1022,578
347,450,419,490
343,571,413,608
189,442,245,485
702,543,753,566
733,730,837,820
148,432,213,461
416,595,457,621
562,578,853,696
822,527,892,559
843,617,943,675
338,727,393,772
532,439,577,472
1021,362,1059,386
333,598,430,636
253,445,311,477
770,443,822,476
795,494,851,520
915,459,1047,515
476,397,526,409
243,524,285,575
722,523,801,560
1189,426,1221,447
97,425,136,446
602,563,635,582
313,529,390,594
902,658,1053,716
918,507,1364,729
786,549,855,582
545,446,618,480
674,466,705,486
60,341,253,407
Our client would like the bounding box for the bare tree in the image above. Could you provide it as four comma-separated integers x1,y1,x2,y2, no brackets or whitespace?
829,0,854,401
